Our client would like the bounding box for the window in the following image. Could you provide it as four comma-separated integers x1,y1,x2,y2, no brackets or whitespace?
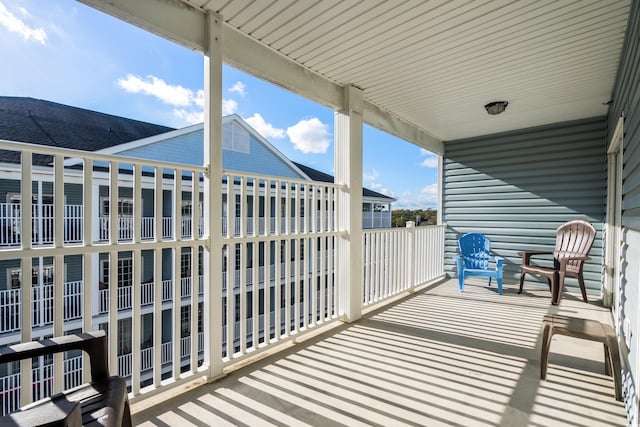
8,193,55,205
101,197,133,217
181,252,191,278
222,122,250,154
118,318,131,355
181,306,191,337
8,265,55,288
100,258,133,287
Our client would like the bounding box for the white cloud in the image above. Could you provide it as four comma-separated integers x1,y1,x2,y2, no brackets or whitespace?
363,169,379,182
117,74,195,106
0,2,47,45
421,183,438,197
117,74,216,125
222,98,238,115
393,184,438,209
245,113,285,139
286,118,330,154
363,169,394,198
194,90,205,108
174,109,204,125
419,149,438,168
420,156,438,168
229,81,246,97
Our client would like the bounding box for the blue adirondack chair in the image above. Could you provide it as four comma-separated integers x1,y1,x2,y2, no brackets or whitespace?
454,232,504,294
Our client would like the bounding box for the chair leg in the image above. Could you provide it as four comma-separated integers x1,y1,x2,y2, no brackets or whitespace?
605,335,623,401
578,274,588,303
604,343,612,376
551,272,561,305
518,272,526,294
458,272,464,292
488,277,492,287
497,277,503,295
540,321,553,380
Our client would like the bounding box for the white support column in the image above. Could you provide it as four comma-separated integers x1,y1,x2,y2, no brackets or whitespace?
406,221,416,292
437,155,443,225
20,151,32,406
203,12,224,379
53,155,65,394
335,85,364,323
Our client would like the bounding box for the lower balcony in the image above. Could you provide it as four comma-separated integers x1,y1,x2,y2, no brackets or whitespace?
134,279,626,427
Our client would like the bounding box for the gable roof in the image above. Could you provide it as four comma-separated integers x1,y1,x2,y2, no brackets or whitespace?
0,96,174,165
292,162,395,202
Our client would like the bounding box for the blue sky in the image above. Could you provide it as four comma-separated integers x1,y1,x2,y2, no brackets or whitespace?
0,0,438,209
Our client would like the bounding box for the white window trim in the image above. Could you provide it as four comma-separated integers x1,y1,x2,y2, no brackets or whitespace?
99,257,133,286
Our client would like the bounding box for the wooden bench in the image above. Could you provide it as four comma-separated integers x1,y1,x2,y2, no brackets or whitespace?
0,331,131,426
540,314,622,401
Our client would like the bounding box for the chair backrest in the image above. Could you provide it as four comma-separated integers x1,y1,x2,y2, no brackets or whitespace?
458,232,491,270
553,219,596,273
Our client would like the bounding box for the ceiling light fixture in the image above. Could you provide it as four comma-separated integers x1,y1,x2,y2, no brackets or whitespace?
484,101,508,115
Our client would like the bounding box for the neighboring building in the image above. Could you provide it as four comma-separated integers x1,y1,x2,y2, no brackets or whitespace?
0,97,393,402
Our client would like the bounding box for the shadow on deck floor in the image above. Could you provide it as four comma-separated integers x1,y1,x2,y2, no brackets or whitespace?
135,279,627,426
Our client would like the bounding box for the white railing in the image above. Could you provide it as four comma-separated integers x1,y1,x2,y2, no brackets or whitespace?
181,277,192,298
1,281,83,333
0,203,84,246
63,281,83,321
362,211,392,229
180,336,190,359
98,216,182,241
63,356,83,390
363,224,446,306
221,173,340,361
0,139,447,416
0,356,83,416
140,347,154,372
162,280,173,302
99,285,133,314
161,342,172,365
32,284,54,327
0,288,20,333
1,373,21,416
31,363,53,402
141,281,154,306
118,353,133,378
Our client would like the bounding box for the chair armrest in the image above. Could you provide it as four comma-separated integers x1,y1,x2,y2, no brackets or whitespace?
0,331,109,382
493,256,505,267
555,252,591,261
517,251,553,256
518,250,553,265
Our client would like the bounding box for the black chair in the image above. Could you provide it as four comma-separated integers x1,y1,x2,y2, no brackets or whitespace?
0,331,131,426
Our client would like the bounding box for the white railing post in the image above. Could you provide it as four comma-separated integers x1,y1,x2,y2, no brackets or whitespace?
406,221,416,292
204,11,224,379
335,85,363,322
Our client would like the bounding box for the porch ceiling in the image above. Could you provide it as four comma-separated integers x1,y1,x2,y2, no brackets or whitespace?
79,0,630,145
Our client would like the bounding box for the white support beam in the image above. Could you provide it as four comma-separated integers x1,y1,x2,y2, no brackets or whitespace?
78,0,205,52
335,85,364,323
203,11,224,379
77,0,443,154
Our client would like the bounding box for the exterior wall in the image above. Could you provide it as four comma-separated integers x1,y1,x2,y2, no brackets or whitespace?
608,0,640,422
443,117,607,293
117,127,305,180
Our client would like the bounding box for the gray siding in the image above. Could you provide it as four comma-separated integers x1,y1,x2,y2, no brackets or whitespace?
608,0,640,423
443,117,607,294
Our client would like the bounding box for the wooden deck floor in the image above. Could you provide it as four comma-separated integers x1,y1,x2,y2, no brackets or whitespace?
134,279,627,426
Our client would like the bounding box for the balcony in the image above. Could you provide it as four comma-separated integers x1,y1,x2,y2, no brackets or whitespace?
133,280,626,426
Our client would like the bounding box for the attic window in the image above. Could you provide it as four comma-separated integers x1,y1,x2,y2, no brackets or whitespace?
223,122,250,154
